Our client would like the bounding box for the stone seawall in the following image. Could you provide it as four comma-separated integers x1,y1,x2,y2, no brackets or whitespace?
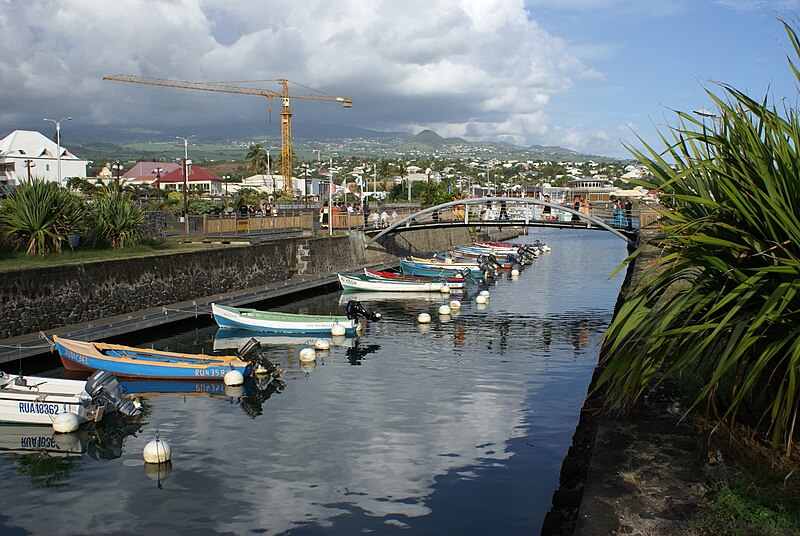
0,227,517,339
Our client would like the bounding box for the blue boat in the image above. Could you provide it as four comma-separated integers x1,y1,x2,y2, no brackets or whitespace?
53,335,281,380
399,258,484,279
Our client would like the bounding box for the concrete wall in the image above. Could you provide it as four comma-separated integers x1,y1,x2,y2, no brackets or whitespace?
0,227,511,339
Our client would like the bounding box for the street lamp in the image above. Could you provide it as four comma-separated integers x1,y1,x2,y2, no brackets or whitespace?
43,116,71,187
176,135,195,238
222,174,230,197
426,168,431,207
111,160,124,195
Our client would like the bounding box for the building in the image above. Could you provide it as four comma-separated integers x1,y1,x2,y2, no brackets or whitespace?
122,162,181,188
0,130,88,187
154,166,223,195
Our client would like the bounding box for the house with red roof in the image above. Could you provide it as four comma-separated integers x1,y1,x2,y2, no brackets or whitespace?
154,166,223,195
122,162,181,186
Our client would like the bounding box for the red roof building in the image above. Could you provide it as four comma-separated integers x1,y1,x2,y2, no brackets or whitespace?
154,166,223,195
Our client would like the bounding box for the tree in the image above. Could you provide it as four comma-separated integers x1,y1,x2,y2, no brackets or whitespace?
597,20,800,453
90,184,144,249
0,179,87,255
244,144,267,176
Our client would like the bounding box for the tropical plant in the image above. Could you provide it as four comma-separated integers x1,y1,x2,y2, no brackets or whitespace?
90,185,144,249
244,144,267,176
597,20,800,453
0,179,87,255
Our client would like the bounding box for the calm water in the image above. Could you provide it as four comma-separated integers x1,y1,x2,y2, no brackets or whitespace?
0,228,627,535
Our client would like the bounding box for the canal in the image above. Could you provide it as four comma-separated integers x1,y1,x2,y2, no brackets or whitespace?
0,228,628,535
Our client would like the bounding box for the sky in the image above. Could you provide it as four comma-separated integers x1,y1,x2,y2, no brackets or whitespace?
1,0,798,158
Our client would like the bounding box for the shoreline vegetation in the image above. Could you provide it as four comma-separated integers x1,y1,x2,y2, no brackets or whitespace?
551,18,800,536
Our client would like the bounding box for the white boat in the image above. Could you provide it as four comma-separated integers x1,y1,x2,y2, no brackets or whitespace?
0,369,140,425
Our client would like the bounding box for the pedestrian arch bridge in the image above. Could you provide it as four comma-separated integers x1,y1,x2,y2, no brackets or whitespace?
363,197,640,248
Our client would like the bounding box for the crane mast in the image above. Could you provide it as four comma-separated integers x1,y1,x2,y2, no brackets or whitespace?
103,74,352,196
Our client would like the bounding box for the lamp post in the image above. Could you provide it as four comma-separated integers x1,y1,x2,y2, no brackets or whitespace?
43,116,71,187
222,174,230,197
329,157,334,237
111,160,124,196
176,135,195,238
426,168,431,208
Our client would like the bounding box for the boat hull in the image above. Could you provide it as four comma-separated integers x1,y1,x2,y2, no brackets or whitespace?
54,336,251,380
212,303,357,335
0,374,104,425
338,273,449,292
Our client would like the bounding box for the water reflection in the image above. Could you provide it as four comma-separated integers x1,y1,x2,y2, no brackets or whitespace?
0,413,143,488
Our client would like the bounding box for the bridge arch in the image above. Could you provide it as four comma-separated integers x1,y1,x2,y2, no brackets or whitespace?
363,197,636,248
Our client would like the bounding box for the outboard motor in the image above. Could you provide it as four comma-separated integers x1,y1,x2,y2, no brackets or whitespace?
345,300,382,322
506,253,523,270
237,338,283,377
84,370,142,418
459,267,483,285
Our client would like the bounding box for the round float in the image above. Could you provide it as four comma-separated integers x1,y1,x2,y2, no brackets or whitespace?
52,413,80,434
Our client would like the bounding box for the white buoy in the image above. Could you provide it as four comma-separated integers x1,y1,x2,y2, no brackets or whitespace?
331,324,347,337
224,369,244,386
299,347,317,362
449,300,462,310
52,413,80,434
314,339,330,351
143,435,172,464
438,304,451,315
439,285,451,293
479,290,490,298
476,294,488,304
418,312,432,324
511,268,520,276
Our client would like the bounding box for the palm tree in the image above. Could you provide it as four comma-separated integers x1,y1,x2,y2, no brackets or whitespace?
397,160,409,202
244,144,266,177
597,20,800,454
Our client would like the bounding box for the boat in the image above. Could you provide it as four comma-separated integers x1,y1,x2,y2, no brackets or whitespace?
364,268,466,289
53,335,282,380
338,272,451,292
400,258,488,279
212,328,357,351
0,368,141,425
211,302,378,335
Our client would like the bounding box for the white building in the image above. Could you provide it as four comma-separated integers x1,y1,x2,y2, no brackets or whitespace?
0,130,88,187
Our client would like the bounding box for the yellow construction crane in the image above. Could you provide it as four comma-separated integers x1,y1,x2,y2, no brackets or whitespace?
103,74,352,196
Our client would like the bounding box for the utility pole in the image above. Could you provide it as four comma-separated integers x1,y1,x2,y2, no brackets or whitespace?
176,135,194,239
23,159,35,181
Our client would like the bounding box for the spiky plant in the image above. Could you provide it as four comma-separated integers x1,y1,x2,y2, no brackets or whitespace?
0,179,87,255
91,186,144,249
597,20,800,453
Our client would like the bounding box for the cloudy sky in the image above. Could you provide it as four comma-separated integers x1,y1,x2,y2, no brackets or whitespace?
1,0,798,157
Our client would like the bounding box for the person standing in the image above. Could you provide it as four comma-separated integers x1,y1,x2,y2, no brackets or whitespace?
319,201,329,228
572,196,581,222
542,194,552,220
363,200,371,227
624,199,633,230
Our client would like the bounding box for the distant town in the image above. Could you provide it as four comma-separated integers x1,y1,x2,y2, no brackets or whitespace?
0,127,651,208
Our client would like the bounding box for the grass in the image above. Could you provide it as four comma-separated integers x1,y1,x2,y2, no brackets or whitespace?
693,420,800,535
0,240,240,272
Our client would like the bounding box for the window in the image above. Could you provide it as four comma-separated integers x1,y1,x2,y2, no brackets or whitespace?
46,164,50,171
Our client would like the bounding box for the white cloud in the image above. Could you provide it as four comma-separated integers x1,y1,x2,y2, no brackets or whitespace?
1,0,600,149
